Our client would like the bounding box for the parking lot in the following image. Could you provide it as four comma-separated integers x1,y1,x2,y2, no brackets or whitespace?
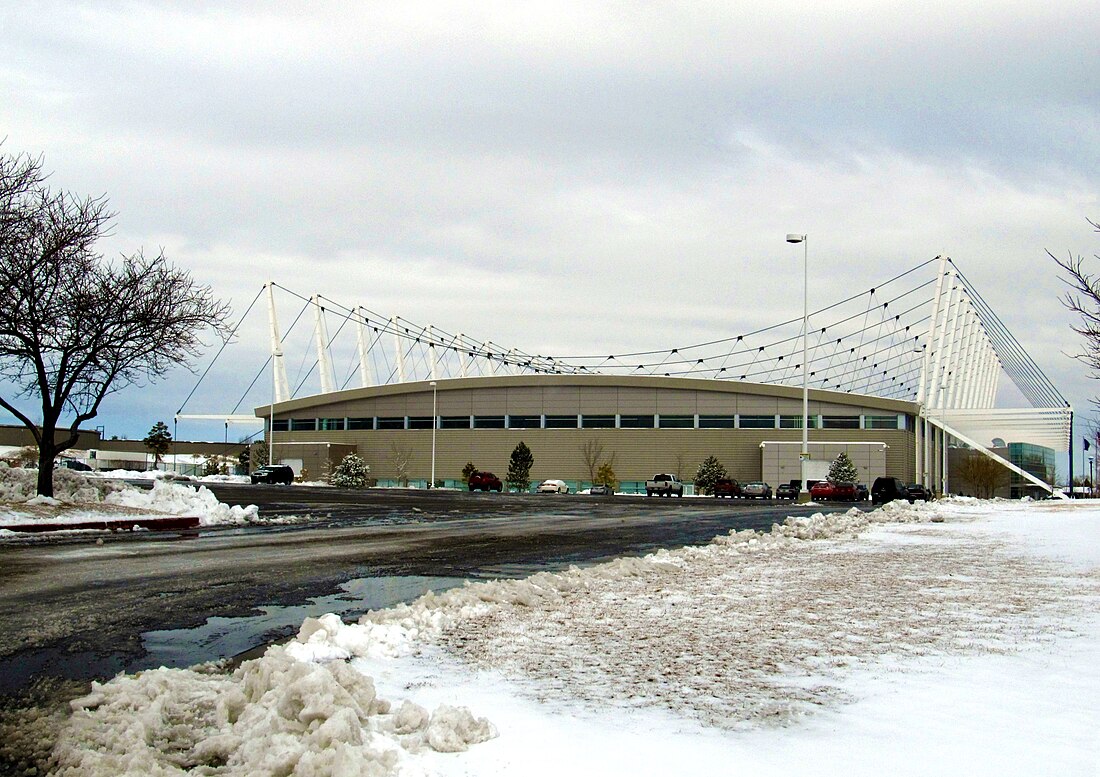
0,486,859,706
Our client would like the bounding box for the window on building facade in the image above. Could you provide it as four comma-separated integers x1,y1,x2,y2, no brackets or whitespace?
507,415,542,429
473,416,506,429
440,416,471,429
581,415,616,429
738,415,777,429
319,418,346,431
864,415,901,430
698,416,735,429
289,418,317,431
347,418,373,430
407,416,435,429
544,415,579,429
376,417,405,430
272,419,289,432
658,415,694,428
821,416,860,429
780,415,819,429
619,414,655,428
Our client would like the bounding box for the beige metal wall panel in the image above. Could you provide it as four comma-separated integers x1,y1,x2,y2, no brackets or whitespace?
435,388,474,415
736,396,780,414
693,392,731,413
616,387,658,413
578,387,619,412
504,386,544,414
260,376,922,485
540,385,582,412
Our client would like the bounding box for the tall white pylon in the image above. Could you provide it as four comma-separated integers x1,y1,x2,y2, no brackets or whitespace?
266,283,290,403
392,317,406,383
356,306,374,388
312,296,336,395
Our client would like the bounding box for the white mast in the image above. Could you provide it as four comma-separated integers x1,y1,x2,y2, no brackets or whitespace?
312,296,336,394
392,317,406,383
266,282,290,403
428,325,439,382
355,306,374,388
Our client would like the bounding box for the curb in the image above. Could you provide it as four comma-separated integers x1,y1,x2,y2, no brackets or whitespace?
2,516,202,533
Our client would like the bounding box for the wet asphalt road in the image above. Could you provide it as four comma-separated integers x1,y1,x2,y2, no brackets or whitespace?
0,486,858,701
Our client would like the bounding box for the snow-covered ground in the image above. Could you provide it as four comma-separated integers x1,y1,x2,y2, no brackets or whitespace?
0,464,259,530
46,498,1099,776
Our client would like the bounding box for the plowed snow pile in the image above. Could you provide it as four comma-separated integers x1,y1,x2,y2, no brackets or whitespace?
47,499,1100,776
0,464,258,527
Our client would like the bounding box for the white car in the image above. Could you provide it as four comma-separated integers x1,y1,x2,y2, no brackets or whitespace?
537,479,569,494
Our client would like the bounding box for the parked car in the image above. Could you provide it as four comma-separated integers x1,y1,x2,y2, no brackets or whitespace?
588,484,613,496
776,480,801,500
855,483,869,501
906,483,933,502
871,476,909,504
55,458,92,472
537,479,569,494
810,481,861,501
645,473,684,497
250,464,294,485
741,481,772,499
713,478,741,498
468,471,503,492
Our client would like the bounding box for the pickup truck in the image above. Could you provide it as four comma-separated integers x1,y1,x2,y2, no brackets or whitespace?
645,473,684,497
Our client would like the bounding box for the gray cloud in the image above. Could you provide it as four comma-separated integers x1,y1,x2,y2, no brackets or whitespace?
2,1,1098,443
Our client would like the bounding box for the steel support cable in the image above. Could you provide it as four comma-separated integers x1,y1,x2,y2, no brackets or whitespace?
859,301,892,394
846,288,879,388
177,284,265,415
645,315,926,388
785,319,931,397
226,293,312,411
553,258,939,360
952,266,1067,406
563,290,935,374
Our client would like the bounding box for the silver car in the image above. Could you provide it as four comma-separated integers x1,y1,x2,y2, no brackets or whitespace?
741,481,773,499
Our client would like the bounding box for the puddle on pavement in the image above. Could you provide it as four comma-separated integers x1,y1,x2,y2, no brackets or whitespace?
134,575,468,672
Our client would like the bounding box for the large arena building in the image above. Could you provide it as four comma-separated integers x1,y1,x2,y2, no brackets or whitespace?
178,256,1072,496
260,374,917,491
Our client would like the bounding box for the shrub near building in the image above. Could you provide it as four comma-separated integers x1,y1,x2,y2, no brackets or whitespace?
693,455,728,495
331,454,370,488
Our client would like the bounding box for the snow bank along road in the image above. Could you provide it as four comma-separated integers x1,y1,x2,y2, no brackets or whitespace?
0,488,833,714
22,499,1100,776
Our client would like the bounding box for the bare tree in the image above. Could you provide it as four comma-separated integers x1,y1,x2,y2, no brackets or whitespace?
955,452,1011,498
1052,219,1100,391
389,441,412,487
581,438,605,483
0,151,231,495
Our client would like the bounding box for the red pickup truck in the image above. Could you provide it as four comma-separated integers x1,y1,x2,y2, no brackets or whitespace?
713,478,741,498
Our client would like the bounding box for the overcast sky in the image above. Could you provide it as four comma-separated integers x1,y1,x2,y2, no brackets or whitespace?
3,1,1099,455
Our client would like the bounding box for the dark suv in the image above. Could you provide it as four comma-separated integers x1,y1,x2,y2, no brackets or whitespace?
713,478,741,498
871,476,909,504
250,464,295,485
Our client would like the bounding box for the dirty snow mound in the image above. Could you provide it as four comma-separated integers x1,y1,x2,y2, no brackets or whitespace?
51,645,495,776
104,479,258,525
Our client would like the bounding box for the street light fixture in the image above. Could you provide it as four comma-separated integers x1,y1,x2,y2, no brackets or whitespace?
430,381,438,489
786,233,810,502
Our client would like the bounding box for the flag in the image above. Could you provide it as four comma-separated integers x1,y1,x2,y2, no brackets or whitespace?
1086,438,1092,451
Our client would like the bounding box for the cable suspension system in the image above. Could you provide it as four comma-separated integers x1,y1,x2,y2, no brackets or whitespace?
179,258,1066,435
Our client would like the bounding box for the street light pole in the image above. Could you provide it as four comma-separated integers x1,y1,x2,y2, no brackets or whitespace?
786,233,810,502
430,381,438,489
